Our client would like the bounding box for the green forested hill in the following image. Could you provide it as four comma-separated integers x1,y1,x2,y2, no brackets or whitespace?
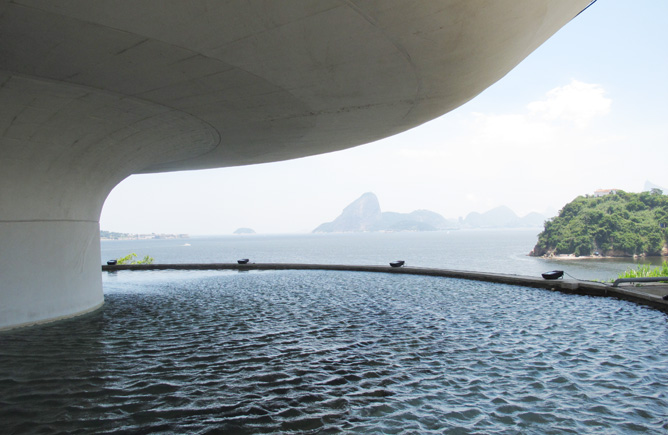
531,190,668,257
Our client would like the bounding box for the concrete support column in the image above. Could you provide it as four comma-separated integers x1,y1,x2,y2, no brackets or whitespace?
0,220,103,330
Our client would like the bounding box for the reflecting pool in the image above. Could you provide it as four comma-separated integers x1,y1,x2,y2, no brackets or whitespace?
1,270,667,433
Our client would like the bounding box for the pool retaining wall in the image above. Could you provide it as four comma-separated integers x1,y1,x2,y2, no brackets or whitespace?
102,263,668,313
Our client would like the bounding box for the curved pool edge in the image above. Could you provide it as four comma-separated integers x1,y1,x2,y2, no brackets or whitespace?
102,263,668,313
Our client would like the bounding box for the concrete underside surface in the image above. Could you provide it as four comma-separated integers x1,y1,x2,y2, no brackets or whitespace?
0,0,591,329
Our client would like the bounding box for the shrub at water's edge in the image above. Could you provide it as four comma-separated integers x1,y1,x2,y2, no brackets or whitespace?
530,190,668,258
117,253,155,265
614,261,668,282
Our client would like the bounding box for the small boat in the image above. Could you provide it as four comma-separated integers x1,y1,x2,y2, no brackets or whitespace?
390,260,405,268
106,260,117,265
541,270,564,280
237,258,250,264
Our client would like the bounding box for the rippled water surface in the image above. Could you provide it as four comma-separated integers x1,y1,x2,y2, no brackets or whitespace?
2,270,668,434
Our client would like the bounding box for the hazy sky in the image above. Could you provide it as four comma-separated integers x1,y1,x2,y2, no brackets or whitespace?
101,0,668,235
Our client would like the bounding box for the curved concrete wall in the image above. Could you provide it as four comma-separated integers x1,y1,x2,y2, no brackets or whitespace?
0,0,591,329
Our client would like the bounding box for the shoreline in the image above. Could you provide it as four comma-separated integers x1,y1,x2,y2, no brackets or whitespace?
534,254,668,261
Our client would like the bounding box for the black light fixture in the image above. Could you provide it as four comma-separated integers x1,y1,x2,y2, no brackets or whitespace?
542,270,564,280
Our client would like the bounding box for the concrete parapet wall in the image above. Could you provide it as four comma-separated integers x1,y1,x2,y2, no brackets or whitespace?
102,263,668,313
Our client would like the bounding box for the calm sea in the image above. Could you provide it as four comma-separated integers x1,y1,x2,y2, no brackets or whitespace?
1,229,667,434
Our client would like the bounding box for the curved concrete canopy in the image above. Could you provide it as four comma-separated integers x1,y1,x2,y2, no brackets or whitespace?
0,0,591,329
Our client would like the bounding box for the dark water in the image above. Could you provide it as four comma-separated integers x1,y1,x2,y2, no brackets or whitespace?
2,270,668,434
101,230,667,282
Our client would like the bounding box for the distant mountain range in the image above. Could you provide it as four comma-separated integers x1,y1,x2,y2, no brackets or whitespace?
313,193,551,233
460,205,548,229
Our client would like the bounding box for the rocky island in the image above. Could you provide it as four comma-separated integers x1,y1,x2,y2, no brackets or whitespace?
313,192,458,233
233,228,256,235
530,189,668,258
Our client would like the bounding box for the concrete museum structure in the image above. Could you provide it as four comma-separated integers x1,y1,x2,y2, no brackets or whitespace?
0,0,592,329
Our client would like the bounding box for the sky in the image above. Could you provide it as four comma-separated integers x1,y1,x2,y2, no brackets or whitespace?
100,0,668,235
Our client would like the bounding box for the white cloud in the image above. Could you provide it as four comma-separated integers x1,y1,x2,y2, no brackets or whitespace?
372,80,619,217
470,112,553,150
527,79,611,128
